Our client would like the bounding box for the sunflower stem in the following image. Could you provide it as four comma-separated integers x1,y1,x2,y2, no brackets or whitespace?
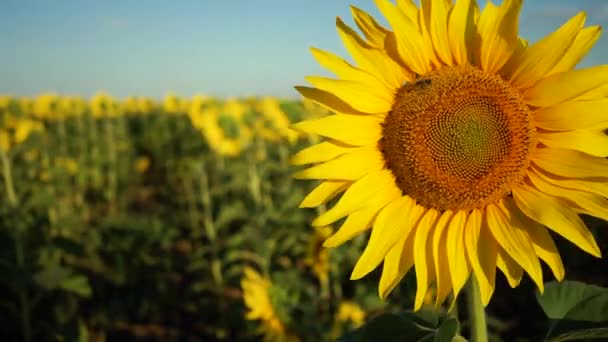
466,277,488,342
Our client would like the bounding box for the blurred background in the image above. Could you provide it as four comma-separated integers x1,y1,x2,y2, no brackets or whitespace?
1,1,607,341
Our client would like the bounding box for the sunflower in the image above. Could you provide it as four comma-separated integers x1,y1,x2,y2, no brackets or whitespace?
251,97,299,143
193,99,252,157
293,0,606,310
241,267,300,342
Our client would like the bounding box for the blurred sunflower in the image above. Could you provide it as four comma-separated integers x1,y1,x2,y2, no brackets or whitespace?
252,97,299,143
293,0,606,310
195,99,252,157
0,116,44,152
304,225,333,283
90,92,119,118
33,93,59,119
241,267,299,342
163,92,188,114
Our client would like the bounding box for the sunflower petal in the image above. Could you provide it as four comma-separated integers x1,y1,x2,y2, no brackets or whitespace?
487,201,544,292
528,169,608,222
477,0,523,74
336,18,407,90
291,141,355,166
506,12,585,89
379,232,415,299
549,26,602,76
524,65,608,107
323,186,401,248
448,0,476,65
299,180,350,208
532,148,608,179
538,129,608,157
465,209,498,306
525,219,565,281
292,114,383,146
534,99,608,131
433,210,454,307
531,164,608,199
447,210,471,302
351,6,389,48
295,86,364,115
305,76,392,114
414,209,439,311
352,196,423,279
293,146,384,180
512,183,601,257
496,248,523,288
375,0,431,75
310,47,389,91
313,169,397,226
420,0,452,65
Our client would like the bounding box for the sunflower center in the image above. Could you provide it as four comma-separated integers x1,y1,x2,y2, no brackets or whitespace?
218,114,241,139
381,65,536,211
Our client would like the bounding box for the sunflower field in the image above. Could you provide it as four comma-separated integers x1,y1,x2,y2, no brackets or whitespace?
1,91,607,342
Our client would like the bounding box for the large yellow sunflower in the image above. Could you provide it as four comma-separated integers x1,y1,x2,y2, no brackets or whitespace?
293,0,606,310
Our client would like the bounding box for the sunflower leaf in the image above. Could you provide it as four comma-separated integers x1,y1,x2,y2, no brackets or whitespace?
536,280,608,340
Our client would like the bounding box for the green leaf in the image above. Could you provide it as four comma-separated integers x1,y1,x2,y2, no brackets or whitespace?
548,328,608,342
339,312,458,342
536,281,608,340
60,275,92,298
434,319,460,342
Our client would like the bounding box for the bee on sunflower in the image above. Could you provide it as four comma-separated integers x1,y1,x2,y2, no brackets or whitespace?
293,0,606,312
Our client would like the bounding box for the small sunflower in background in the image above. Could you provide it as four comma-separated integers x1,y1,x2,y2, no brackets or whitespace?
33,93,59,120
304,225,333,283
0,115,44,153
251,97,299,144
241,267,300,342
294,0,606,310
90,92,120,118
194,99,252,157
163,92,188,115
58,96,86,118
331,301,366,340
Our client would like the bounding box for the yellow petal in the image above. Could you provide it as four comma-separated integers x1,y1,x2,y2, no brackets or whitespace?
549,26,602,76
414,209,439,311
310,47,389,92
486,201,544,292
538,129,608,157
291,114,383,146
293,146,384,180
432,210,454,307
379,231,415,299
505,12,585,89
350,6,389,47
313,169,397,226
448,0,476,65
496,247,523,288
525,218,565,281
324,185,401,248
512,183,601,257
336,18,407,90
421,0,452,65
305,76,392,114
465,209,498,306
352,196,422,279
477,0,523,74
291,141,356,166
396,0,418,23
350,196,423,279
447,210,471,302
524,65,608,107
531,164,608,199
295,86,364,115
532,148,608,180
534,99,608,131
528,169,608,222
375,0,431,75
299,180,350,208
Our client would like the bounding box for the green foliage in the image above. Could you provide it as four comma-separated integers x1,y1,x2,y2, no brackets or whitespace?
536,281,608,341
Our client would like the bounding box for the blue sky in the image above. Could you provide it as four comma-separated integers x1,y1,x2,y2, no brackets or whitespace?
1,0,607,99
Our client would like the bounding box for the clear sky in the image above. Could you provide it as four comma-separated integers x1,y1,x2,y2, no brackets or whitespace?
1,0,607,99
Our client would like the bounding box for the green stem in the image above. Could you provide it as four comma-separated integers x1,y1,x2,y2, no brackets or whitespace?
0,148,18,207
466,277,488,342
15,232,31,342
